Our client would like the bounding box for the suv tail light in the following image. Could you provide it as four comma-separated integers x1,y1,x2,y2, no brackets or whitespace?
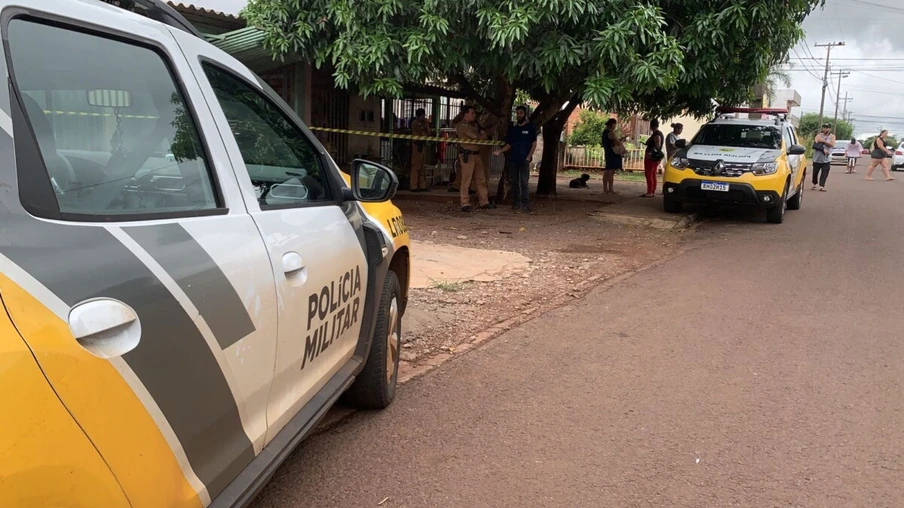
897,151,903,156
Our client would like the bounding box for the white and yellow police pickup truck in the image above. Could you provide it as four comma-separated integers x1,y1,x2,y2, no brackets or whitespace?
0,0,411,506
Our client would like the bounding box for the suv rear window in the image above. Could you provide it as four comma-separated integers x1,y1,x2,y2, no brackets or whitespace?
6,18,219,219
692,124,782,150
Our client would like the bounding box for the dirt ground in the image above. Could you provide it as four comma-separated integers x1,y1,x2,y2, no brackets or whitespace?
397,184,691,369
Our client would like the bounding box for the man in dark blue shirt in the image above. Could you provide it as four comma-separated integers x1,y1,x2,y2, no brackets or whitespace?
494,105,538,213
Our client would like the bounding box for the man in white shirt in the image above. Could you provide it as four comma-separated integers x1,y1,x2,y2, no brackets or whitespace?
844,138,863,174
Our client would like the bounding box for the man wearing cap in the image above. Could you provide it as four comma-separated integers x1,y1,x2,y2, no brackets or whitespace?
811,122,836,192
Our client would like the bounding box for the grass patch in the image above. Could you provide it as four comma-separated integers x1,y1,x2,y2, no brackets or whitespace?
429,279,466,292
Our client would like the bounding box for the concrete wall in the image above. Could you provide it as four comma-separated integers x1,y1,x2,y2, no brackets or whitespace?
346,94,381,159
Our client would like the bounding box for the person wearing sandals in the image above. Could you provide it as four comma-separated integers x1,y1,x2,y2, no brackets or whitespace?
811,123,835,192
844,138,863,174
866,130,895,182
642,119,665,198
602,118,627,195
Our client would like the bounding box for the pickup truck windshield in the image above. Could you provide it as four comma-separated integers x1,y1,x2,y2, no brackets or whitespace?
692,124,782,150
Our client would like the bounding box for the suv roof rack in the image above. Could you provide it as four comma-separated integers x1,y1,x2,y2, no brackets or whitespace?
711,106,788,126
98,0,202,39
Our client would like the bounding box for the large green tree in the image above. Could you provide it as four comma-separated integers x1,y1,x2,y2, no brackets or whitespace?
244,0,823,195
798,112,855,141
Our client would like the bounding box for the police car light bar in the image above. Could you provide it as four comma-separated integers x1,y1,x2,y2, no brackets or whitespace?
715,107,790,115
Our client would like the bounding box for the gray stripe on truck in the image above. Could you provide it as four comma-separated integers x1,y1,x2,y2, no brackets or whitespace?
124,222,256,350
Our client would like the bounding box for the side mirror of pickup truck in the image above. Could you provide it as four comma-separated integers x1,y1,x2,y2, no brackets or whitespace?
787,144,806,156
674,139,687,149
346,159,399,202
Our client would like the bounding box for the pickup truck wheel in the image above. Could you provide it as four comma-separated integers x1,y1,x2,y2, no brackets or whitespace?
787,176,804,211
663,196,682,213
766,182,789,224
344,271,401,410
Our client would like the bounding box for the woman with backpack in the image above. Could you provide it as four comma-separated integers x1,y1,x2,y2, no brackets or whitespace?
643,119,665,198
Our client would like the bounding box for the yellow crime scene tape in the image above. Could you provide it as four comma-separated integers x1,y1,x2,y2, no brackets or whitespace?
40,109,503,146
308,126,505,147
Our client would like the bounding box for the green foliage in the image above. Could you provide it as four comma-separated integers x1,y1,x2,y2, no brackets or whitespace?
798,113,855,141
567,110,609,146
243,0,824,120
863,135,900,151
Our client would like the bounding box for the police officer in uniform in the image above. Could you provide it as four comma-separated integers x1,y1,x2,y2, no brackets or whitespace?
455,106,495,212
409,108,430,192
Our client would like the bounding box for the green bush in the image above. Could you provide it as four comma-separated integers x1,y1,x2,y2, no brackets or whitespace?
567,110,609,147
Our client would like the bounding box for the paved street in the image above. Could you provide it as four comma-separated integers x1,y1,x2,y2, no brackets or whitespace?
252,164,903,508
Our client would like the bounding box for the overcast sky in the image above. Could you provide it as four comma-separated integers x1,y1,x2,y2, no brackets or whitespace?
790,0,904,139
191,0,900,138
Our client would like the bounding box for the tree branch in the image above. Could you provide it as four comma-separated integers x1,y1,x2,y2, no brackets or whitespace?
449,73,499,115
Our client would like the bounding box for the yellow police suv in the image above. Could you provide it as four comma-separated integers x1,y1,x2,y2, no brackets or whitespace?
663,107,808,224
0,0,411,506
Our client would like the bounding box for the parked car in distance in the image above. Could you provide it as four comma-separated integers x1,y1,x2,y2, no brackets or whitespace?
893,143,904,170
830,145,848,165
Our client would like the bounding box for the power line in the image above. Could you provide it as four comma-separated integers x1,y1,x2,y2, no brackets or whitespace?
839,0,904,13
850,70,904,85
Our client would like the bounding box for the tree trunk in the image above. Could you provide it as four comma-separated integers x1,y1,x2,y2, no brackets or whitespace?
535,99,580,196
536,120,564,196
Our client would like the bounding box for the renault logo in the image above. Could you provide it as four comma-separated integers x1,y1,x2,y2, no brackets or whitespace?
713,160,726,175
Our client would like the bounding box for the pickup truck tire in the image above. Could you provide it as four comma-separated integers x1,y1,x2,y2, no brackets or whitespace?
766,182,789,224
787,175,804,211
663,196,682,214
344,271,402,410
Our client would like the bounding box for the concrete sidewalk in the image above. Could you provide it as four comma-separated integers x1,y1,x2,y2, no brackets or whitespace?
394,177,697,230
408,240,532,289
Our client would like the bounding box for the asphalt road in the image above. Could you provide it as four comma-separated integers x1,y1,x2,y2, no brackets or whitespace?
251,162,903,508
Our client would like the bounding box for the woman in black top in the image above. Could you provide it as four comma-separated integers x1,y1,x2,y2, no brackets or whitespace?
602,118,626,194
643,119,664,197
866,130,895,181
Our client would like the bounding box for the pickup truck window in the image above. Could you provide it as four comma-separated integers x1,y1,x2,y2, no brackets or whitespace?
202,64,330,207
6,19,219,219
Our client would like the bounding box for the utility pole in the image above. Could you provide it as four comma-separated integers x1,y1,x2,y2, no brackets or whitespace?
832,71,851,130
815,41,845,127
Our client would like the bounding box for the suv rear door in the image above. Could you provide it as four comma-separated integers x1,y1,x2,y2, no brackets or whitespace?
0,2,279,505
171,31,370,443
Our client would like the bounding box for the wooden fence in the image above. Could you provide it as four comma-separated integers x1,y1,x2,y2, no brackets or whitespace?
564,146,646,171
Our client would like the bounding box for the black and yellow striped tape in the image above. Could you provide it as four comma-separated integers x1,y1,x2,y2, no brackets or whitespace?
308,126,505,146
39,109,503,146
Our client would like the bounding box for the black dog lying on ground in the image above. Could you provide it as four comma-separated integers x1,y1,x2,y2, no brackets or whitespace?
569,173,590,188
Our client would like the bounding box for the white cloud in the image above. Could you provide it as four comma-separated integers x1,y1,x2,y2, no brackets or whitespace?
790,0,904,138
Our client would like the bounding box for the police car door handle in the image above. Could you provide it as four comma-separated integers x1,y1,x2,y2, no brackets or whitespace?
282,252,306,275
68,299,142,359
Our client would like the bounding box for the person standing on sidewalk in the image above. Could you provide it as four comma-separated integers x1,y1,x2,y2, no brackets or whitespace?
844,138,863,174
642,119,665,198
602,119,626,195
494,105,537,213
409,108,431,192
811,123,835,191
456,106,495,212
666,123,684,160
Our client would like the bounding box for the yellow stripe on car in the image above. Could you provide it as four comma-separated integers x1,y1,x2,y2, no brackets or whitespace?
0,273,203,508
0,299,131,507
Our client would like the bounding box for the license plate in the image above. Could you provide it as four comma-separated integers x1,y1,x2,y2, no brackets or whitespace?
701,181,729,192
